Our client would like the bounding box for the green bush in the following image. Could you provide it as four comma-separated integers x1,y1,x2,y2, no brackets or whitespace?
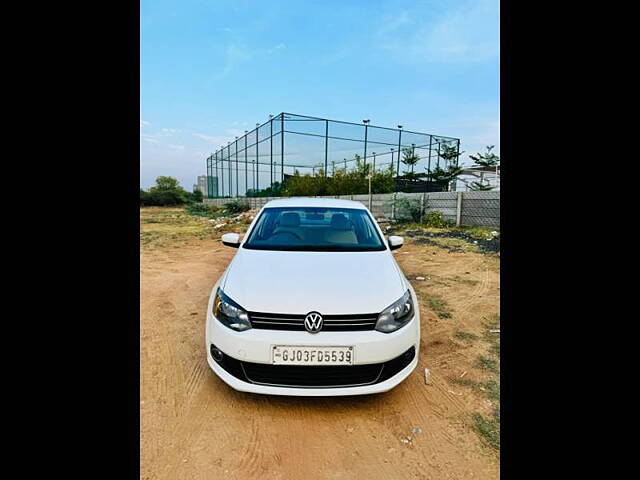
282,156,395,197
393,197,423,222
223,201,250,214
185,203,210,216
140,190,187,206
423,211,454,228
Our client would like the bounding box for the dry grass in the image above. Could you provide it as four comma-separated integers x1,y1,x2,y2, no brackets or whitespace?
140,207,249,248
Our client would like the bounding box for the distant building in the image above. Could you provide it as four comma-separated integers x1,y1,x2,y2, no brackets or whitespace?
196,175,218,197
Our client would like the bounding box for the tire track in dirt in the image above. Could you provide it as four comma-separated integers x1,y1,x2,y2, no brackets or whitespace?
235,418,267,478
184,358,208,405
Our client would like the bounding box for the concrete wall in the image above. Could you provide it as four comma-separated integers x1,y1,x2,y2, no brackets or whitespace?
204,191,500,228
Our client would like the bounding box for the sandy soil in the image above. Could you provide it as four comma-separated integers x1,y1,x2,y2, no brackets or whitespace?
141,229,500,479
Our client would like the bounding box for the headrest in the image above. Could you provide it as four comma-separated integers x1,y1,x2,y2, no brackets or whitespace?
330,214,350,230
279,212,300,227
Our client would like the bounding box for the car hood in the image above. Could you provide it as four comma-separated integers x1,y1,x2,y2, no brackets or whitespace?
221,248,406,315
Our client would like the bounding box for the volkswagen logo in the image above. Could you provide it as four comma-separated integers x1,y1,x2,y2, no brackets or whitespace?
304,312,323,333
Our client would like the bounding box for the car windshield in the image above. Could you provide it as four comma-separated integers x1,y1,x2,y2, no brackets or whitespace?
243,207,387,252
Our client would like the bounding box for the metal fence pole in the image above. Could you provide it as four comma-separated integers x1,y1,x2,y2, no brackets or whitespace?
324,120,329,177
209,155,213,198
206,156,210,199
427,136,433,184
228,143,232,197
391,148,395,174
281,114,284,183
255,126,259,193
270,119,274,188
363,120,369,167
235,138,239,198
220,148,224,197
396,126,403,191
411,144,416,178
245,132,248,196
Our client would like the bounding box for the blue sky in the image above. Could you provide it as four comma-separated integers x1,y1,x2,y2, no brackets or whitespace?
140,0,499,190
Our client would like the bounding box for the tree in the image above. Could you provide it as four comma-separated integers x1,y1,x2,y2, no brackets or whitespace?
149,176,183,192
400,147,420,181
439,144,463,165
191,189,203,202
429,164,463,190
140,176,190,206
352,154,370,178
469,145,500,168
469,181,494,191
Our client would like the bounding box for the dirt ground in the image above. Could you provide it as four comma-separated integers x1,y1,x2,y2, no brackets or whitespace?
140,208,500,479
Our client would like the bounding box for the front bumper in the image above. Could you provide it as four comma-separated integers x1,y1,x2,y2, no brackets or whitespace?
206,346,418,396
204,290,420,396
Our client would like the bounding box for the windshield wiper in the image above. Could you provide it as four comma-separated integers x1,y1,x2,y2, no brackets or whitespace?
244,244,385,251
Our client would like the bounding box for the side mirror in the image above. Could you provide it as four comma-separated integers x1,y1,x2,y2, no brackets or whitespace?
388,235,404,251
221,232,241,248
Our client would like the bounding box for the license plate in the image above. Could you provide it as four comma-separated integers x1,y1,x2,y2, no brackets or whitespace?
271,345,354,365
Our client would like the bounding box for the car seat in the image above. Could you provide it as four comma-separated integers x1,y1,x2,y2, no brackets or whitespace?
273,212,302,238
325,213,358,244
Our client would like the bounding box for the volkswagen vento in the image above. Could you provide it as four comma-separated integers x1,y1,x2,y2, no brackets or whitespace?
206,198,420,396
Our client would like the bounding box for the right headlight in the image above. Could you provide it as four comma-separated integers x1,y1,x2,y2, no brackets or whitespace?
212,288,252,332
375,290,415,333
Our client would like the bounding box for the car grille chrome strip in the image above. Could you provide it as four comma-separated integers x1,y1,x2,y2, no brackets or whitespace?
248,311,378,331
250,320,303,326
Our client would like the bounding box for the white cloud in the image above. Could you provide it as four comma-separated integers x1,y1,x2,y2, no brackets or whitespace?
192,133,231,145
140,120,150,128
377,0,499,64
213,43,252,80
267,43,286,55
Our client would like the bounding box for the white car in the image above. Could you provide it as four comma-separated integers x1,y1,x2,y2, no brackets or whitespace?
205,198,420,396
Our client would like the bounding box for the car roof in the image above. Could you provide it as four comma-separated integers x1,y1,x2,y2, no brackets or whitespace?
262,197,368,210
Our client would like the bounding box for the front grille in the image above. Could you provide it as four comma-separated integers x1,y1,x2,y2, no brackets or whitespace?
212,345,416,388
248,311,378,332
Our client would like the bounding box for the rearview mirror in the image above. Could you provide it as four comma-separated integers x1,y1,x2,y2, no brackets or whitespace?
388,235,404,251
221,232,241,248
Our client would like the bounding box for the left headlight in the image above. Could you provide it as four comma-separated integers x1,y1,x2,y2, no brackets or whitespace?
212,288,252,332
375,290,415,333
